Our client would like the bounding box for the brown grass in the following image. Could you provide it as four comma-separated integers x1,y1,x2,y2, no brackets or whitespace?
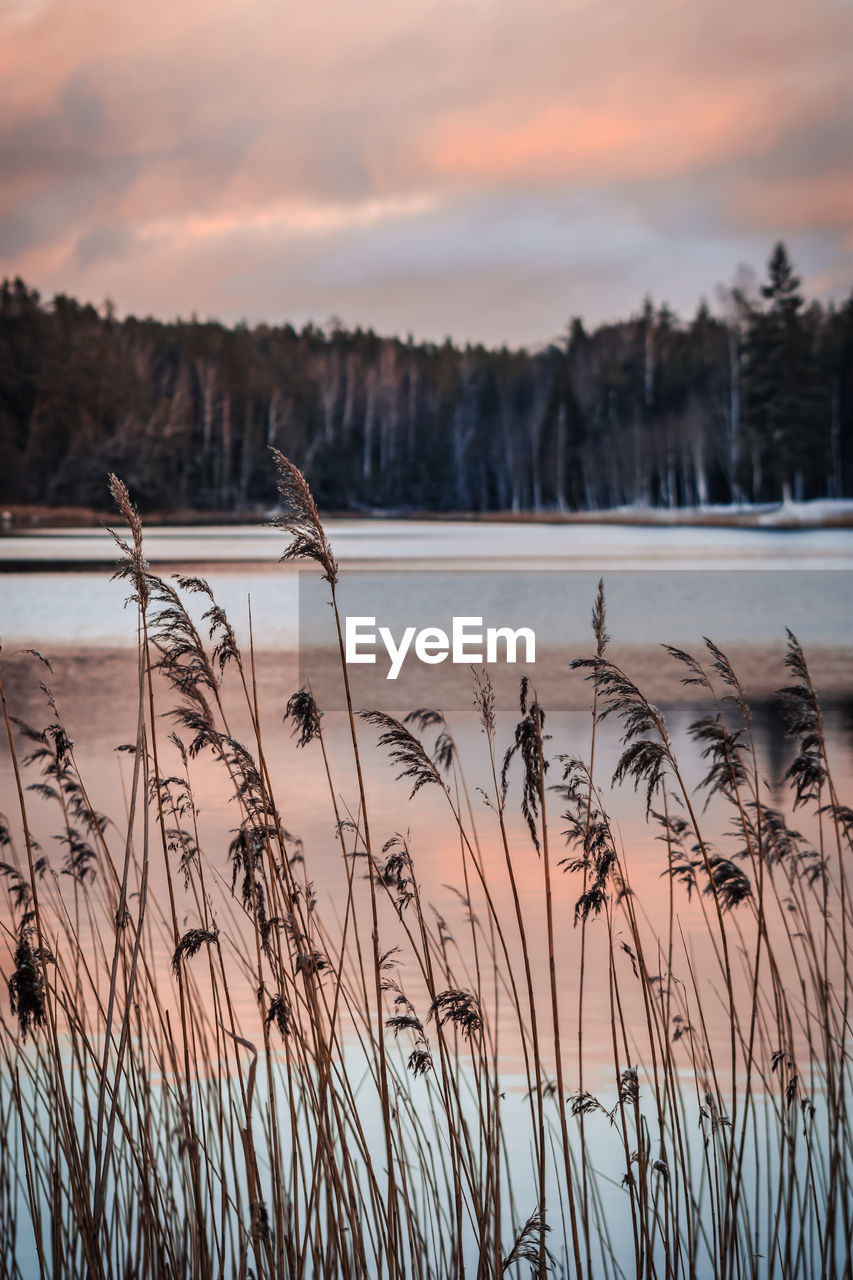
0,455,850,1279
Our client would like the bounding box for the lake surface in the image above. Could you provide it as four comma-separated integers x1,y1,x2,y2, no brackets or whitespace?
2,517,852,568
2,520,852,1278
2,520,850,1007
1,521,851,657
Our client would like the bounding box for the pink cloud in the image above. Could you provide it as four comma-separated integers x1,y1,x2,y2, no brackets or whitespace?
0,0,848,339
729,168,852,233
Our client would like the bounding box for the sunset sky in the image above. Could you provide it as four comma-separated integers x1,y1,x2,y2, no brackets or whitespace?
1,0,850,346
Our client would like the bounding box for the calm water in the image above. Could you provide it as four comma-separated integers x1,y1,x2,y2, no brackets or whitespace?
1,521,851,654
4,518,852,566
2,521,852,1278
2,521,851,1025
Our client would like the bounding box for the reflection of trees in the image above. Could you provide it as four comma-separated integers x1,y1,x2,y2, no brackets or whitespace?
749,699,799,794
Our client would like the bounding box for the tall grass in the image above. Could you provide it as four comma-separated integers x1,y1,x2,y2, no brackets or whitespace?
0,455,850,1279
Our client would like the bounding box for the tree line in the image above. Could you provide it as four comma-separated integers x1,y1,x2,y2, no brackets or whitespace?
0,243,850,514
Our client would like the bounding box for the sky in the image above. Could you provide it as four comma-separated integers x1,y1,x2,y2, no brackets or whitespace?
0,0,851,347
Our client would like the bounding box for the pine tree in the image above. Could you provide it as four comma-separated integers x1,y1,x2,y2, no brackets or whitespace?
0,252,843,513
742,243,828,502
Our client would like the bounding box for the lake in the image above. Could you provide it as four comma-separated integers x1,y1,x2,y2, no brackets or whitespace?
2,517,850,1048
1,520,851,1278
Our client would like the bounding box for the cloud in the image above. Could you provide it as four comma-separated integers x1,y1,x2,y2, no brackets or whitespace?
730,168,852,232
0,0,849,342
75,222,135,268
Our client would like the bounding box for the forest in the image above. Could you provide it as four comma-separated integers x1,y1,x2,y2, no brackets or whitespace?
0,243,850,514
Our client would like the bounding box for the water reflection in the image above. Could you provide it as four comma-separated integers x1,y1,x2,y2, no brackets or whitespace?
3,645,851,1074
2,538,851,1278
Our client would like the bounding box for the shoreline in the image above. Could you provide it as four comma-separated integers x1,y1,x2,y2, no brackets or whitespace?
2,498,853,533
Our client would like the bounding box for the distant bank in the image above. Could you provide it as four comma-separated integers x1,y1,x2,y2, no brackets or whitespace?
2,498,853,534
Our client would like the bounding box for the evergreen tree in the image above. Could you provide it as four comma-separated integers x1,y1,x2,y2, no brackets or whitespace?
0,250,845,514
742,243,829,502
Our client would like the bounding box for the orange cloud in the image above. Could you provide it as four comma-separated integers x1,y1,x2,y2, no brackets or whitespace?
0,0,849,339
423,85,789,188
730,168,853,233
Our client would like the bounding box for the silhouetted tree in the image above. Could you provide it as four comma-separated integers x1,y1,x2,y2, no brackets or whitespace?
0,247,848,514
741,243,830,501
